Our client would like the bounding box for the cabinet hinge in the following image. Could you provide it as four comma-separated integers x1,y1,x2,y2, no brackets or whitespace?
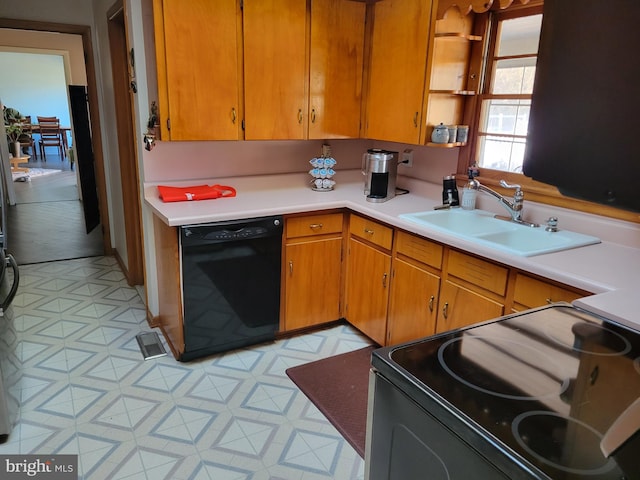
242,119,245,131
240,0,243,10
166,118,171,131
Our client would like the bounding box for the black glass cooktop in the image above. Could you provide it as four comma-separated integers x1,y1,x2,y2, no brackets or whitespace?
384,304,640,479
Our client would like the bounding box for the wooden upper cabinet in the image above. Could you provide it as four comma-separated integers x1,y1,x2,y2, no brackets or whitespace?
153,0,242,140
243,0,308,140
364,0,434,144
308,0,366,139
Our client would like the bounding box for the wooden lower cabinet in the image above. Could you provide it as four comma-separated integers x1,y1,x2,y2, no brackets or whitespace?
512,273,590,312
387,258,440,345
282,213,344,331
436,280,505,333
345,237,391,345
283,237,343,330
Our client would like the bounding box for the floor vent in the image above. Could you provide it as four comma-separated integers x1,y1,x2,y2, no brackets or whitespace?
136,331,167,360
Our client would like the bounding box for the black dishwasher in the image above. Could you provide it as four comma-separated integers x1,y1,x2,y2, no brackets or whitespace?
180,216,283,361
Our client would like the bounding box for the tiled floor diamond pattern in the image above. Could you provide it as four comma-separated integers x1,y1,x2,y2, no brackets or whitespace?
212,417,278,458
280,429,344,476
1,256,372,479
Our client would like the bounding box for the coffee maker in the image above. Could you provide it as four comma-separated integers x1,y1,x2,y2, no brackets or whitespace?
362,149,398,203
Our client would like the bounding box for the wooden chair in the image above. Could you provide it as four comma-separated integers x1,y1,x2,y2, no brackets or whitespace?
37,116,65,161
18,115,37,160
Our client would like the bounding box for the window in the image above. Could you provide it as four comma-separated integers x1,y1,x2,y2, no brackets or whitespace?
476,10,542,173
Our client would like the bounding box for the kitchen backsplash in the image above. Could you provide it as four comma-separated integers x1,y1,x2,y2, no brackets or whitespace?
141,138,459,185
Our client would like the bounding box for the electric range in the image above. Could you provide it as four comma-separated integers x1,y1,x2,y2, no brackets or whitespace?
367,304,640,479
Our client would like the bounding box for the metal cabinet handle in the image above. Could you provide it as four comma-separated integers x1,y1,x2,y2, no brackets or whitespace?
309,223,323,230
364,228,374,235
413,111,419,128
289,260,293,274
231,108,237,124
442,302,449,319
546,298,553,304
311,108,316,123
298,109,303,124
428,295,434,313
382,273,388,288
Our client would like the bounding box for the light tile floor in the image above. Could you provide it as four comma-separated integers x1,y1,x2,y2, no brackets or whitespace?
0,256,371,479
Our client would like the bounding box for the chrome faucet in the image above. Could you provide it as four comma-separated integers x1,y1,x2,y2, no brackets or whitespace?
477,180,539,227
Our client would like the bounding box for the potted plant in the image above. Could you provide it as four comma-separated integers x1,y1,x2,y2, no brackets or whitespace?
5,122,24,158
3,105,25,157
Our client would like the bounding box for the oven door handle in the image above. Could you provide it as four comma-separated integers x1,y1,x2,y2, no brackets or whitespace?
0,253,19,316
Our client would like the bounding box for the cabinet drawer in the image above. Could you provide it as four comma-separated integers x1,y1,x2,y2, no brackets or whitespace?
395,231,443,270
513,273,587,308
350,215,393,250
286,213,343,239
447,250,508,296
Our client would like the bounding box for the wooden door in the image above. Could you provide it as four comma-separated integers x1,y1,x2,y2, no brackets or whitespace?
308,0,366,139
284,237,343,330
436,280,504,333
107,3,144,285
345,238,391,345
387,258,440,346
243,0,307,140
365,0,433,144
156,0,241,140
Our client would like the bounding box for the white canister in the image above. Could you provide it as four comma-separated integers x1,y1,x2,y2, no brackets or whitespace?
431,123,450,144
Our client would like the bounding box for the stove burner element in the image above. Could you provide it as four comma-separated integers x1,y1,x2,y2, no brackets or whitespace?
512,411,618,476
438,336,570,401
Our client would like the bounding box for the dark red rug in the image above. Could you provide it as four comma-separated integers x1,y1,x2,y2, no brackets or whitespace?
286,345,376,458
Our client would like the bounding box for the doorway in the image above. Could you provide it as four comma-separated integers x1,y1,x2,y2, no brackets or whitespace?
0,19,112,263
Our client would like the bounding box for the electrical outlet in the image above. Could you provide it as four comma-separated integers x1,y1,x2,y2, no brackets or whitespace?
401,149,413,167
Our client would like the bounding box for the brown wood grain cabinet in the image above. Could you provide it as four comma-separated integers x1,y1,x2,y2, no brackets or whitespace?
152,216,184,357
436,250,507,333
365,1,479,146
153,0,242,141
282,213,344,331
424,9,479,146
364,0,434,144
387,232,443,345
511,273,590,312
307,0,366,139
345,215,393,345
154,0,365,141
243,0,307,140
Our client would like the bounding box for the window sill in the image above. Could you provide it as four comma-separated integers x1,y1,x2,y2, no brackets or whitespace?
455,171,640,224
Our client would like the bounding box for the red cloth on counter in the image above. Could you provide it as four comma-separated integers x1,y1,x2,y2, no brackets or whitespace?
157,184,237,202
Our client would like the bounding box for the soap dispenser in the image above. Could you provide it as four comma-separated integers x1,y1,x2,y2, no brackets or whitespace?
461,167,479,210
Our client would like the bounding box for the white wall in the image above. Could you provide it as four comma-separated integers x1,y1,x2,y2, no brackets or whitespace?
0,52,70,126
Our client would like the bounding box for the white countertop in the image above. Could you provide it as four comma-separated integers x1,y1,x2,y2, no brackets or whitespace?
144,170,640,329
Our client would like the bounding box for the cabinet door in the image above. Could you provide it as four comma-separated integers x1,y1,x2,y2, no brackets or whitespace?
345,238,391,345
365,0,433,144
512,273,588,312
387,258,440,346
155,0,241,140
284,237,343,330
309,0,366,139
243,0,308,139
436,280,504,333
